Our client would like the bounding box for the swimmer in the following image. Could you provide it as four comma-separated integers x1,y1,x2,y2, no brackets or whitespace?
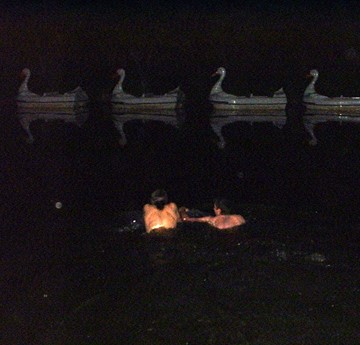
182,199,246,230
143,189,181,233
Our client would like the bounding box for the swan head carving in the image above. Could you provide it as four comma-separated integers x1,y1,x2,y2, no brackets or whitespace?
212,67,226,77
116,68,125,77
21,68,31,77
309,69,319,78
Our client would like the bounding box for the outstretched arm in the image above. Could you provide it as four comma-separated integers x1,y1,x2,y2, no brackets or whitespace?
237,215,246,226
184,216,213,224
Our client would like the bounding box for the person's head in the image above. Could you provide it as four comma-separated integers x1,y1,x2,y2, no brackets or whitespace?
151,189,168,210
213,198,232,215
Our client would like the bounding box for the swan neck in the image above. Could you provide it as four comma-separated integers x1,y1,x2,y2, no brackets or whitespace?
19,71,30,93
211,71,225,95
304,73,318,97
115,71,125,93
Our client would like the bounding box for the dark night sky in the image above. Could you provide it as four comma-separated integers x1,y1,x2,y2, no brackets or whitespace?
1,0,360,98
2,0,359,37
2,0,359,15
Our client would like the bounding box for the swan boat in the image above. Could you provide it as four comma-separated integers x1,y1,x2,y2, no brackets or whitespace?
209,67,287,114
16,68,89,143
111,69,182,112
16,68,89,113
303,69,360,116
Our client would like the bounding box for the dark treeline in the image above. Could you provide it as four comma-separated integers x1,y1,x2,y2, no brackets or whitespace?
1,2,360,100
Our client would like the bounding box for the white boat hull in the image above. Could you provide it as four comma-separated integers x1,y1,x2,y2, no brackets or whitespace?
211,102,286,114
17,88,89,113
304,102,360,116
111,102,180,113
17,99,89,113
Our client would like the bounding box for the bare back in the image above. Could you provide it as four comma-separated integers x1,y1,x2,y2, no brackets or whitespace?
210,214,246,230
144,202,180,233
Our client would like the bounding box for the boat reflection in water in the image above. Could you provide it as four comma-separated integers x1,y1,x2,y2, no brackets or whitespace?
210,107,287,148
17,110,89,143
111,109,185,146
212,109,360,147
302,113,360,145
111,106,360,148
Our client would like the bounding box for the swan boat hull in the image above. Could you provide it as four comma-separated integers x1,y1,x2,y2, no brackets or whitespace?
210,97,287,114
304,98,360,116
112,101,180,113
111,94,182,113
211,102,287,114
16,87,89,114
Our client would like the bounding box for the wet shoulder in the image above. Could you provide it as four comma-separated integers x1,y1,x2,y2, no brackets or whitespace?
165,202,178,211
144,204,155,212
236,214,246,224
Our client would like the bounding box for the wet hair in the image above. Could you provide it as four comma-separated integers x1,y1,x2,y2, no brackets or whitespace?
213,198,232,215
151,189,168,210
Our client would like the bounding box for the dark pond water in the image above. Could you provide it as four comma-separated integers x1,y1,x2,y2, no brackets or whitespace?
1,97,360,344
2,4,360,343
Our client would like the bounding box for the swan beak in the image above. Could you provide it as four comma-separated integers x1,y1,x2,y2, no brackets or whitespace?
211,71,219,77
